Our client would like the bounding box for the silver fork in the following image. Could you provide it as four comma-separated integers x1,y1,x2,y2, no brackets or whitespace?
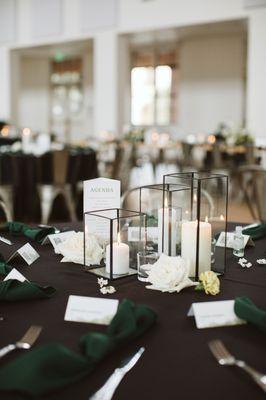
0,325,42,359
209,340,266,392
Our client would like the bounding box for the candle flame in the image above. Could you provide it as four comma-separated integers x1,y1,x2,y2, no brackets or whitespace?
193,194,197,202
205,216,208,223
220,214,225,221
117,232,121,245
164,196,168,208
23,127,31,136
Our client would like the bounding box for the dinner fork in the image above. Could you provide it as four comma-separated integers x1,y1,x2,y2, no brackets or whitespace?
0,325,42,359
209,340,266,392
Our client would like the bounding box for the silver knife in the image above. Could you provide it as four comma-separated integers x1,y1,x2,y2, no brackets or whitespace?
0,325,42,359
89,347,145,400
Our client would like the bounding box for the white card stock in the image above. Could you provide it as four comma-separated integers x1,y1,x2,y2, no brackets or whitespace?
188,300,246,329
64,295,119,325
4,268,27,282
7,243,40,266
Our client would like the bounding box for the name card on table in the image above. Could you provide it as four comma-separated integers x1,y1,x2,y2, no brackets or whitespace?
216,232,254,248
188,300,246,329
42,231,76,253
83,178,121,239
64,295,119,325
4,268,28,282
0,236,12,245
7,243,40,266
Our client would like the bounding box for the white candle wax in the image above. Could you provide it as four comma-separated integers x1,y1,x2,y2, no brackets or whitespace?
181,220,212,277
158,206,177,256
106,238,130,275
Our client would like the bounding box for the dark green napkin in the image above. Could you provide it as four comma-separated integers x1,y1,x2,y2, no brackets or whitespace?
0,299,157,397
0,253,56,302
235,296,266,331
242,223,266,240
0,222,56,243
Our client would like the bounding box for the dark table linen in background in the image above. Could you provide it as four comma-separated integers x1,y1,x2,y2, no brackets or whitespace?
0,223,265,400
0,149,98,222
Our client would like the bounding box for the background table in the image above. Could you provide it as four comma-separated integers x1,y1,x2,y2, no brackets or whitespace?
0,149,98,222
0,223,265,400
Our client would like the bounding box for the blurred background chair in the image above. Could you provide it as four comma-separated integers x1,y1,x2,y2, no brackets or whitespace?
0,153,14,221
237,165,265,221
37,150,77,224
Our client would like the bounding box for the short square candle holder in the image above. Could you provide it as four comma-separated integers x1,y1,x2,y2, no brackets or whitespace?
83,208,146,280
137,184,182,256
162,172,228,280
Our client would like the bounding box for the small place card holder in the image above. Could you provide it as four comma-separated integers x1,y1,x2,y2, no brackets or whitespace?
7,243,40,266
42,231,76,253
216,232,254,249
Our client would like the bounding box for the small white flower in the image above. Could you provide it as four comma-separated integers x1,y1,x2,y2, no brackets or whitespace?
98,278,108,288
257,259,266,264
99,285,116,295
239,258,247,263
246,262,252,268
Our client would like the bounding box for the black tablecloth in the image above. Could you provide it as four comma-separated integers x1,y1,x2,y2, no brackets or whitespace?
0,223,265,400
0,150,98,222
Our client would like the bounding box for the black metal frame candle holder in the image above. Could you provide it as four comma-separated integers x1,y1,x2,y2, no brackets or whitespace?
163,172,228,280
83,208,146,280
137,184,182,256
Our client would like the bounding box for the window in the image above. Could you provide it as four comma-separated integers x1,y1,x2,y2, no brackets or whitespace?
131,51,177,126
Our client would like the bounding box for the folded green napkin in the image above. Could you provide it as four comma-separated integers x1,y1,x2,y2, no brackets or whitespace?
0,253,56,302
235,296,266,331
0,299,157,397
242,223,266,240
0,222,56,243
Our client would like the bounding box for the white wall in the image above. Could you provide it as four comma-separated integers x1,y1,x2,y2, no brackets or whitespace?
18,57,50,132
0,0,266,139
178,33,245,133
246,8,266,139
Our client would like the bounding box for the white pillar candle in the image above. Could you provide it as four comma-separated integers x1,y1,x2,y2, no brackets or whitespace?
181,220,212,277
106,233,130,275
158,202,177,256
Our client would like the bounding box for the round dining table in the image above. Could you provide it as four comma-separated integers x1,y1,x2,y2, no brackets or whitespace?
0,222,265,400
0,148,98,222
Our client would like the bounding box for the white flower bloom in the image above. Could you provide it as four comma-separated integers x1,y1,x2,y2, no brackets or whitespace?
146,253,197,293
57,232,103,266
98,278,108,288
99,285,116,295
257,259,266,264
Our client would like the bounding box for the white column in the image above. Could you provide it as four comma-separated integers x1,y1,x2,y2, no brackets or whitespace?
93,30,119,136
246,9,266,140
0,47,11,121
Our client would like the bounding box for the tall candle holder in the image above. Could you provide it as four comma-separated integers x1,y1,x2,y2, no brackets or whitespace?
137,184,182,256
83,208,146,280
163,172,228,279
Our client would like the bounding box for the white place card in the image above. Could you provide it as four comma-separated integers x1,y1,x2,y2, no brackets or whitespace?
4,268,28,282
83,178,121,239
0,236,12,245
44,230,75,253
7,243,40,266
188,300,246,329
64,295,119,325
216,231,254,249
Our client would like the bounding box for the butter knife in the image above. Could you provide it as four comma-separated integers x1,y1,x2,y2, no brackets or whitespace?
0,325,42,359
89,347,145,400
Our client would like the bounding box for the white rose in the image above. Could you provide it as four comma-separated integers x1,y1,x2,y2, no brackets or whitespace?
146,254,197,293
57,232,103,266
